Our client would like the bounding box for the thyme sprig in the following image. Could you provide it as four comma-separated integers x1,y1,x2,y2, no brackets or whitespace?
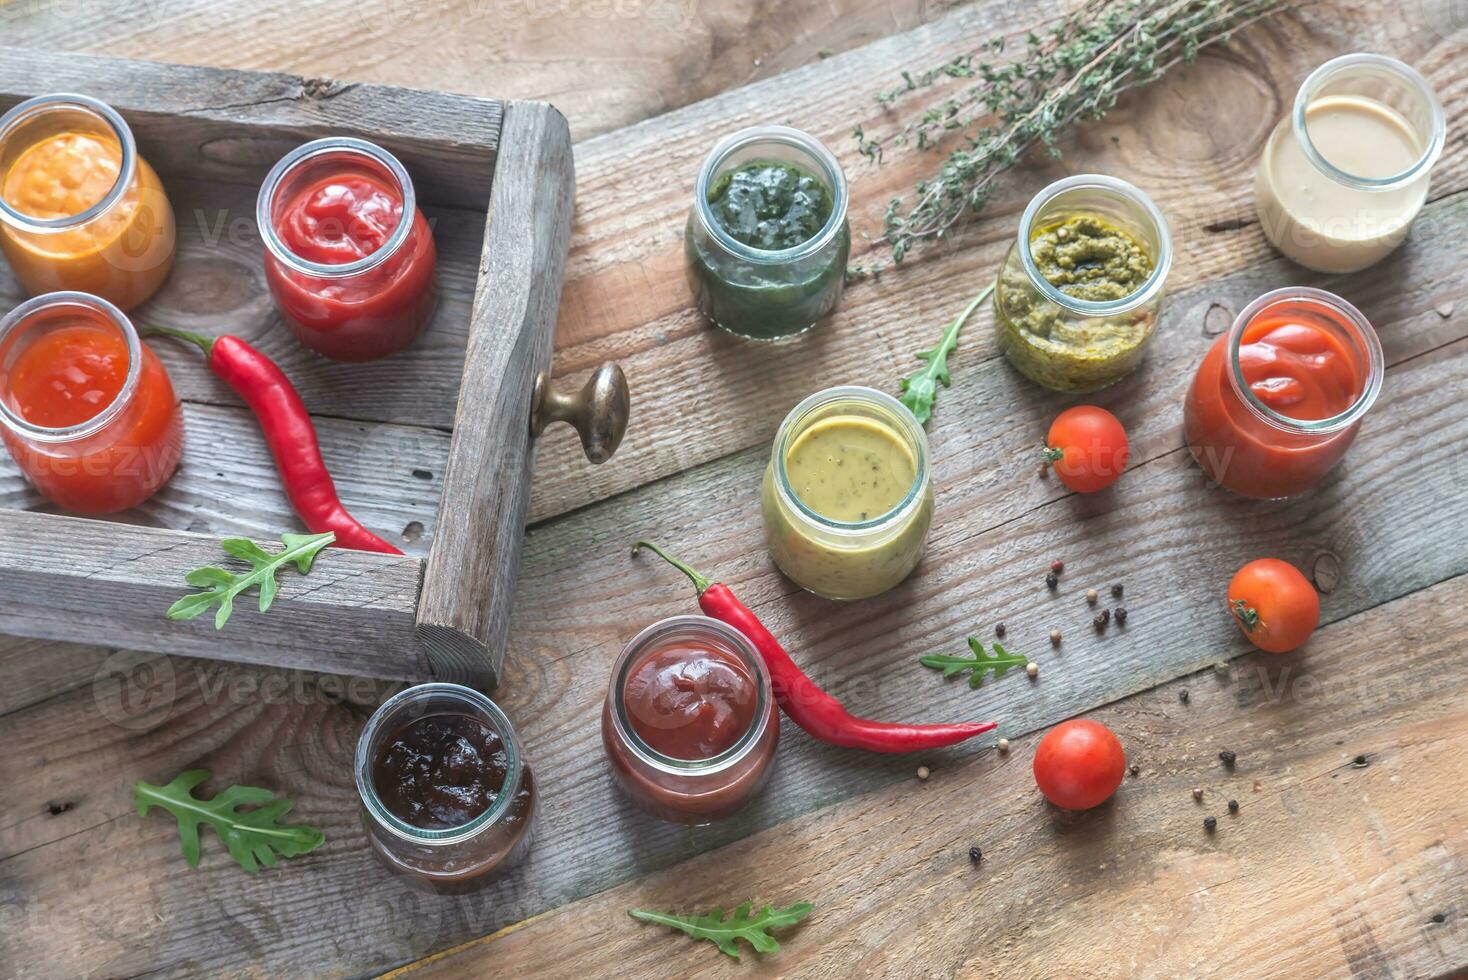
855,0,1296,261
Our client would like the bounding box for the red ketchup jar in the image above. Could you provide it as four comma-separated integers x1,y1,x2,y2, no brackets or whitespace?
1184,286,1384,499
0,291,182,513
355,683,537,892
257,137,437,362
602,615,778,825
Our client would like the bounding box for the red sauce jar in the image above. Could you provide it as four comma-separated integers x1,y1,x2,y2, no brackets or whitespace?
355,683,536,893
1184,287,1383,499
257,137,437,362
0,291,182,513
602,615,778,825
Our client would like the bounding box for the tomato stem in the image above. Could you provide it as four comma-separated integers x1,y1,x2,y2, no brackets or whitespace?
1229,598,1266,634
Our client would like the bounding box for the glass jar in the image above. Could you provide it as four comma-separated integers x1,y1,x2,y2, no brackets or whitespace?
993,174,1171,392
0,291,183,514
258,137,438,362
0,94,176,311
355,683,536,892
1184,287,1384,500
685,125,850,341
601,615,778,825
761,386,933,600
1254,53,1444,274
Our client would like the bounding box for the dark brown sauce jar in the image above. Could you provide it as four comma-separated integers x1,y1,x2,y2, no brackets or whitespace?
355,683,536,892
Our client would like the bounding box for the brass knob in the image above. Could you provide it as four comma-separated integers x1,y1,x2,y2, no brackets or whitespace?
530,363,629,464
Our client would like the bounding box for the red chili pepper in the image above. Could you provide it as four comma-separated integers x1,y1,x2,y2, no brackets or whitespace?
147,327,402,555
634,540,996,753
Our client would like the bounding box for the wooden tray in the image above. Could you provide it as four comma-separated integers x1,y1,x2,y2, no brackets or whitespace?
0,47,621,688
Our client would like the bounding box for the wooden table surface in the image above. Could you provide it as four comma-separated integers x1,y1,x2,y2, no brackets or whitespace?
1,1,1466,978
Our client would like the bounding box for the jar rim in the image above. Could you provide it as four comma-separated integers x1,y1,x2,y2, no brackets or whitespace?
692,124,849,265
354,682,525,846
607,615,772,777
1015,173,1172,317
772,385,929,534
0,94,138,234
0,291,141,444
256,136,417,280
1225,286,1384,436
1291,53,1445,193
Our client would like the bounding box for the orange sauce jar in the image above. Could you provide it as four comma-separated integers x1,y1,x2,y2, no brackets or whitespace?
0,292,183,514
0,94,175,311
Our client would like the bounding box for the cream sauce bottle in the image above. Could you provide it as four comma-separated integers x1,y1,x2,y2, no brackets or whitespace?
1254,54,1444,274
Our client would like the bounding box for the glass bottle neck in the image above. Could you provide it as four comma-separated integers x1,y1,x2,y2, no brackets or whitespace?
0,94,138,234
354,683,525,847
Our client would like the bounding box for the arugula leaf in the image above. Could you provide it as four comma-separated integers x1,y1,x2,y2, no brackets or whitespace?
920,638,1028,689
167,531,334,629
629,901,813,959
897,282,995,425
134,770,325,873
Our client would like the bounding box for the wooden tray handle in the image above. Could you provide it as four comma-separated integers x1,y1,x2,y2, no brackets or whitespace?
530,363,629,463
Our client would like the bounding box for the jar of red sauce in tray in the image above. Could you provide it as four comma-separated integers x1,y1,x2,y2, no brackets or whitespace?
602,615,778,825
1184,287,1383,499
0,291,182,513
0,94,176,311
258,137,437,362
355,683,536,892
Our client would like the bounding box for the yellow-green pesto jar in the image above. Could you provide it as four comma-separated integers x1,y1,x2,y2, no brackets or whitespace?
760,386,933,600
993,174,1172,392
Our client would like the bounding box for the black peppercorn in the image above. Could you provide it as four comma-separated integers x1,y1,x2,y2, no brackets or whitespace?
1128,765,1140,777
1219,750,1236,766
1111,584,1124,598
1179,688,1190,704
995,623,1006,638
1204,816,1217,832
1046,571,1059,590
968,846,982,863
1352,754,1369,767
1227,799,1239,813
1093,608,1110,629
1114,606,1127,626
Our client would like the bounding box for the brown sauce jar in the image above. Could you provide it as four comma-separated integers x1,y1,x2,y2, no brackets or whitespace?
601,615,778,825
355,683,536,892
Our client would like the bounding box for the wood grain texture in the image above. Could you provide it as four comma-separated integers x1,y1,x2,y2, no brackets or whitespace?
0,45,502,208
0,511,427,679
395,573,1468,980
0,0,943,142
416,101,576,686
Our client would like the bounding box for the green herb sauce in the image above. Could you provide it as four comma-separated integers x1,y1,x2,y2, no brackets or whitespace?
707,161,833,249
993,212,1160,392
1030,215,1153,301
686,158,848,341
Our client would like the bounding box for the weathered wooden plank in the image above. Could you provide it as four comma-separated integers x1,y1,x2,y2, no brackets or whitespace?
0,323,1462,977
526,0,1468,522
0,636,109,719
0,0,941,141
0,46,501,209
394,573,1468,979
0,513,427,680
416,101,576,686
0,401,447,555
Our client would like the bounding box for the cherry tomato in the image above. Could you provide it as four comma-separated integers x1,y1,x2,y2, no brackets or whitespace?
1045,406,1129,493
1032,719,1126,811
1227,558,1319,653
